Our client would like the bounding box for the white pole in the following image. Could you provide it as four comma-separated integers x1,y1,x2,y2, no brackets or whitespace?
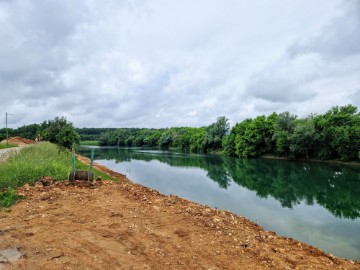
6,112,8,144
5,112,13,145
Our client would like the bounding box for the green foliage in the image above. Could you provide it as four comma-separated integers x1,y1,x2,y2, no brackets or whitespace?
96,118,228,153
234,114,277,158
189,128,207,152
13,123,40,140
76,128,117,141
0,133,6,141
1,117,80,150
273,112,297,156
45,117,80,149
289,118,319,159
204,116,230,151
56,124,81,150
225,104,360,162
158,129,175,149
0,128,15,140
313,104,360,161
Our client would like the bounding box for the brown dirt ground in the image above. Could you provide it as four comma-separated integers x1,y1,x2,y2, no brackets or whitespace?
0,137,36,145
0,153,359,269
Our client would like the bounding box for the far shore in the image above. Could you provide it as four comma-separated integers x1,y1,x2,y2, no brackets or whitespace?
260,154,360,166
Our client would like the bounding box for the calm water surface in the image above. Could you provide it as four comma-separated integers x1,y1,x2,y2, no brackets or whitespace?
80,147,360,260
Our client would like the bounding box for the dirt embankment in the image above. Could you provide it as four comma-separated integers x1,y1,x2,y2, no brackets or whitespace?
0,150,359,269
0,137,36,146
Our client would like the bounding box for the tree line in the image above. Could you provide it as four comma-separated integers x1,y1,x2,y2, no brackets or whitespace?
0,116,79,149
1,104,359,161
224,104,360,161
95,104,360,161
97,116,230,153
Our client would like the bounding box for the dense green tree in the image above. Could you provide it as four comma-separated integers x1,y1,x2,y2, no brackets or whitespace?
158,129,174,149
223,120,250,156
14,123,41,140
74,104,360,162
189,128,207,152
204,116,230,151
313,105,360,161
273,112,297,156
143,130,163,147
289,118,319,159
234,114,277,158
56,124,80,150
44,117,80,149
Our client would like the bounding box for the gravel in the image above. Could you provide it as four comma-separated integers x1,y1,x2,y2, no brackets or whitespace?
0,147,22,163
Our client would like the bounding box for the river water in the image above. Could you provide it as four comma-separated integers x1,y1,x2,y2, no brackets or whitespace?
79,146,360,260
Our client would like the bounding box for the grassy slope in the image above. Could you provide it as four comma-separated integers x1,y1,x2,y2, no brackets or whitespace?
0,142,114,206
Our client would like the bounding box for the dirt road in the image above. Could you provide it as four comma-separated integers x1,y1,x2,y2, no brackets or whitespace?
0,148,21,163
0,137,35,163
0,160,359,269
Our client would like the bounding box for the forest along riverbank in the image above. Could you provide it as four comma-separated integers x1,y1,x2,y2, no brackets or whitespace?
1,155,358,269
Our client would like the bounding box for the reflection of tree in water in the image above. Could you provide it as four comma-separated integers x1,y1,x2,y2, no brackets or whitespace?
80,147,360,219
84,147,233,188
224,158,360,219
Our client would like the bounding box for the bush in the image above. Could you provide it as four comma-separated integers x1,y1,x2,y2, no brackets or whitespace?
45,117,80,150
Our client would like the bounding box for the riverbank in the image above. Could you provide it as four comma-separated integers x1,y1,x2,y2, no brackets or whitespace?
1,157,359,269
260,154,360,167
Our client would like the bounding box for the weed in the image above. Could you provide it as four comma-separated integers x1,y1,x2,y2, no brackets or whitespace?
0,189,22,207
0,142,114,207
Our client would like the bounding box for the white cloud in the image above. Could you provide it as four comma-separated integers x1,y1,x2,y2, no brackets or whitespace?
0,0,359,129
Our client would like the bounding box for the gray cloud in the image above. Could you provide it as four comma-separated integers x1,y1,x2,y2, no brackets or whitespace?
246,59,318,103
245,1,360,113
287,1,360,59
0,0,359,129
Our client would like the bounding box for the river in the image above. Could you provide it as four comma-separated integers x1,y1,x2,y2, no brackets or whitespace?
79,146,360,260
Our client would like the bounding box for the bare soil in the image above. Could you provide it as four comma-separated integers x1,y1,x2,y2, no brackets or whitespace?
0,150,359,269
0,137,36,146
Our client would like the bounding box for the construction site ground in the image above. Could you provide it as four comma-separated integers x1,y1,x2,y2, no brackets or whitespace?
0,142,359,269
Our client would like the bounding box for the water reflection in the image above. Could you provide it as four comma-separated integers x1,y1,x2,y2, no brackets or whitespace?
81,147,360,220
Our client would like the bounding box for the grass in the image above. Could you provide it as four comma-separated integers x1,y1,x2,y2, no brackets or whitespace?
0,142,115,207
0,143,18,149
0,189,21,207
80,141,99,146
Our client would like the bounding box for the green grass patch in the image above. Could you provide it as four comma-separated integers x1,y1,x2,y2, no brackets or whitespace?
0,189,22,207
0,143,18,149
0,142,114,207
80,141,99,146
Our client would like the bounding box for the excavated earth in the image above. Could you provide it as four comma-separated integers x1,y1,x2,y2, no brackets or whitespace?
0,155,359,269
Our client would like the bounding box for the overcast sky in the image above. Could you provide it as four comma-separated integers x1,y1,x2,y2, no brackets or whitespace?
1,0,359,128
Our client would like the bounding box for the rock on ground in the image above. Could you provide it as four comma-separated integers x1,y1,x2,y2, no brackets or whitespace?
0,172,359,269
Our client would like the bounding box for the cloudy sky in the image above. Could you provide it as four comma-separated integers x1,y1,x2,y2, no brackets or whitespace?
0,0,359,128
